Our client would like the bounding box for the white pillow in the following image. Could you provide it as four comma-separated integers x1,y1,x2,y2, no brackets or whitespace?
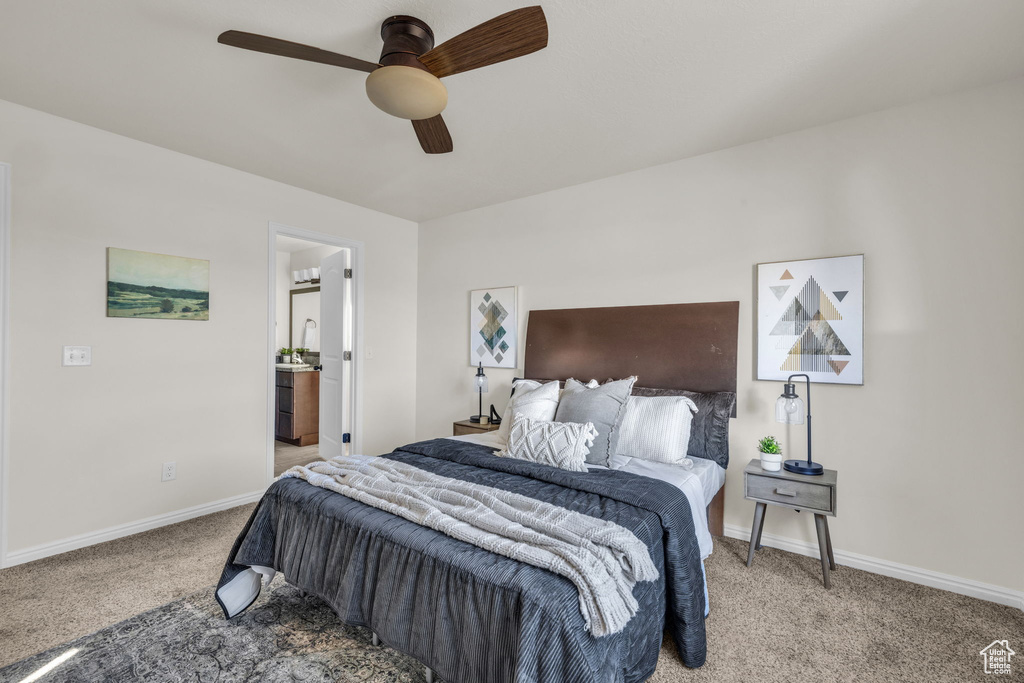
497,413,597,472
496,380,560,442
615,395,699,465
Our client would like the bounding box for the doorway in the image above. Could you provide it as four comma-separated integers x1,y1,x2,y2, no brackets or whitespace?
267,223,363,482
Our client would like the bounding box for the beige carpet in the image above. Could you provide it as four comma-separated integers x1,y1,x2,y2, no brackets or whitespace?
0,504,255,669
0,506,1020,681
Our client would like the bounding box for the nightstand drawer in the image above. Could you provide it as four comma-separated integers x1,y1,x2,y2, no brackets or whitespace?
746,474,833,512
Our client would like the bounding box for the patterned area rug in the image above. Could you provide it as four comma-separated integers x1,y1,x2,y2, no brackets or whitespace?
0,578,427,682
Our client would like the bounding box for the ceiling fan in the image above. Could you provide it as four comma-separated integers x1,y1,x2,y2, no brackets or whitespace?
218,6,548,154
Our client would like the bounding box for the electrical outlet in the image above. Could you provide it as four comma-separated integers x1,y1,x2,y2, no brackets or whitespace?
63,346,92,366
161,462,176,482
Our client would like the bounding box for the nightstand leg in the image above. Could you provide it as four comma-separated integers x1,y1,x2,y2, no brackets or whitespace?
824,516,835,570
747,502,766,567
755,506,766,550
814,514,831,589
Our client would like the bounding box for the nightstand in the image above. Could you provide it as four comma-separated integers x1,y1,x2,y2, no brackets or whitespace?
452,420,500,437
743,458,838,588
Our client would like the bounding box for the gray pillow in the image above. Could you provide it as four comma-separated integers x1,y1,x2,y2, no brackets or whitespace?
630,386,736,468
554,377,636,466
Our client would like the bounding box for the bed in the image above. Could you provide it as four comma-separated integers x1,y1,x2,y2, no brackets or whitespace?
217,301,739,682
450,430,726,561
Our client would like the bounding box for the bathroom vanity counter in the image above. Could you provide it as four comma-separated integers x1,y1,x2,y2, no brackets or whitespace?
275,364,318,372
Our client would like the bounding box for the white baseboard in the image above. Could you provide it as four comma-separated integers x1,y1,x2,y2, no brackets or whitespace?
723,523,1024,612
2,489,265,568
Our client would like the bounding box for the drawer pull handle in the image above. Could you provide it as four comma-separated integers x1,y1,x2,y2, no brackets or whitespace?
775,488,797,497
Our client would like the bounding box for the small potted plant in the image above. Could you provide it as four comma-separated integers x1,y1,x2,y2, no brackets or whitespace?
757,436,783,472
279,347,293,364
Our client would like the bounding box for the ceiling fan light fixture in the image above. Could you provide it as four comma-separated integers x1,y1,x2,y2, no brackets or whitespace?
365,65,448,120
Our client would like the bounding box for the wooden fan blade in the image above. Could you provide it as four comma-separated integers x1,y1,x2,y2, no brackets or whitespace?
412,116,453,154
218,30,380,73
418,6,547,79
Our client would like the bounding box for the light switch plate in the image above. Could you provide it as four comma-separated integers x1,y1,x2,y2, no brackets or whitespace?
62,346,92,366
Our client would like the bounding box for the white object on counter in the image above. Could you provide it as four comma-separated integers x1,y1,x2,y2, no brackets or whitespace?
759,451,783,472
275,363,313,371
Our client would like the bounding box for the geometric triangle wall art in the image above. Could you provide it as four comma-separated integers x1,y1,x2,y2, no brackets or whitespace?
757,255,864,385
470,286,518,368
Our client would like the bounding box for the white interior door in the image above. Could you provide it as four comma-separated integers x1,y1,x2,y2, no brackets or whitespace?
318,249,349,459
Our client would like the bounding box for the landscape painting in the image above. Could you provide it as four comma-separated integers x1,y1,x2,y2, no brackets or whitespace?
107,248,210,320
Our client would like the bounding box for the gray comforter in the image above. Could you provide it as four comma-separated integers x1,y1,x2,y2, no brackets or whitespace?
216,439,707,681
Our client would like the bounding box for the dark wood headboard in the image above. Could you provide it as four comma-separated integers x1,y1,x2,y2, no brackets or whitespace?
523,302,739,394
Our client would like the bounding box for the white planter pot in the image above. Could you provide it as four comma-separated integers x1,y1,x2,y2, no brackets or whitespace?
759,452,783,471
281,355,291,364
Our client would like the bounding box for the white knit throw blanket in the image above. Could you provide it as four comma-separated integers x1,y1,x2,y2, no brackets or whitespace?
282,456,659,637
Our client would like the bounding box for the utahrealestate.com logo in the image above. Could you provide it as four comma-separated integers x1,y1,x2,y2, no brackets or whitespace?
980,640,1015,675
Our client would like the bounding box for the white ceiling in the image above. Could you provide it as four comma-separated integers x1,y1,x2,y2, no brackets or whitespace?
2,1,1023,222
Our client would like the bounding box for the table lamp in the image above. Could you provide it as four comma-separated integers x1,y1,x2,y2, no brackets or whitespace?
775,373,823,475
469,362,488,423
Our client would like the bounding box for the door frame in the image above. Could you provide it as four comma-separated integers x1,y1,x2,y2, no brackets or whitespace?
266,222,364,483
0,163,10,567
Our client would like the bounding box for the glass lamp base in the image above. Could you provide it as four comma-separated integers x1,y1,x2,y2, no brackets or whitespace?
783,459,824,476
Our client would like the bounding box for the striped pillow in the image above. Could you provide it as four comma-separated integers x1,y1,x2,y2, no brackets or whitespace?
615,395,698,465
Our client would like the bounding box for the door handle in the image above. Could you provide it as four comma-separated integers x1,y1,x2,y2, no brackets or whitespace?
775,488,797,497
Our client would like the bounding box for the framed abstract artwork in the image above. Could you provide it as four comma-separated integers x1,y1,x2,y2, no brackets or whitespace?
470,287,517,368
107,248,210,320
757,255,863,384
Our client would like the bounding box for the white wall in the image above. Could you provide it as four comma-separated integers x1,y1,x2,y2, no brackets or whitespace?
0,98,418,557
417,79,1024,594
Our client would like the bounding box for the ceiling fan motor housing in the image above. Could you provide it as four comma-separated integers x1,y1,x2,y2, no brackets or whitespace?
378,16,434,69
366,16,447,120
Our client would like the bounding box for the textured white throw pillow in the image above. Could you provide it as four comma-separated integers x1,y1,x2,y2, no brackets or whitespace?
615,395,699,465
496,380,560,442
497,413,597,472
